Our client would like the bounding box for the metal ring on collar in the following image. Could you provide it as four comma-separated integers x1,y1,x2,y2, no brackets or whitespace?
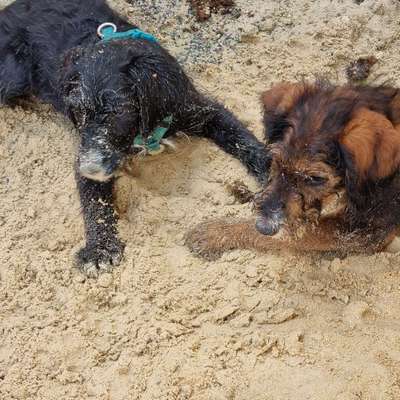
97,22,117,39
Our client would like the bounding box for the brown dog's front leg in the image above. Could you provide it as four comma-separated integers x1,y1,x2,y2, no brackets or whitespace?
185,218,368,259
185,219,284,260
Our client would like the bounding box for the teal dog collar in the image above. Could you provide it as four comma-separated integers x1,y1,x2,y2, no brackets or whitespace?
97,22,157,43
133,115,174,155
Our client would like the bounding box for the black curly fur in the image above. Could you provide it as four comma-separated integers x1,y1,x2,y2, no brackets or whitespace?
1,0,270,275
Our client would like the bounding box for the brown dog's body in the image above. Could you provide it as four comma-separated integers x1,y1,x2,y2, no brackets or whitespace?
186,81,400,259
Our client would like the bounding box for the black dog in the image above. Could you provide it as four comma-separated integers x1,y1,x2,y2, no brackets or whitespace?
0,0,269,276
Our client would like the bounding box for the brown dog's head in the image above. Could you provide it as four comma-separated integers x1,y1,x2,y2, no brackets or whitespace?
255,80,400,236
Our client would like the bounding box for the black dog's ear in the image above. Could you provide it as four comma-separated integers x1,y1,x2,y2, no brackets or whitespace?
119,51,143,75
121,53,160,137
261,82,304,143
121,49,185,137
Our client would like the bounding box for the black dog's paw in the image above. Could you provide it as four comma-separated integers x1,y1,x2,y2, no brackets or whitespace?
184,223,224,261
76,239,125,278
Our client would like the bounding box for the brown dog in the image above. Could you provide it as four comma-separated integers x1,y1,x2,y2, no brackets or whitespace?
186,80,400,259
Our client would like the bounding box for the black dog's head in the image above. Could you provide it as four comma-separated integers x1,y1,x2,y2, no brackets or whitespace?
61,39,194,181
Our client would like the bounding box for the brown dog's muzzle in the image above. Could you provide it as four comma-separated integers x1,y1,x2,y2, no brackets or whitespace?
255,211,284,236
254,190,285,236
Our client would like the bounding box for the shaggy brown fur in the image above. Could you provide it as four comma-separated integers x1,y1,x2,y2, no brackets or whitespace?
186,80,400,259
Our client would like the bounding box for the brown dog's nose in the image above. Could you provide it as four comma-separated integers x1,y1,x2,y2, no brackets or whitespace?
255,214,282,236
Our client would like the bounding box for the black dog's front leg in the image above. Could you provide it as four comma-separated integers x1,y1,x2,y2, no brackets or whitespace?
76,174,125,277
202,103,271,184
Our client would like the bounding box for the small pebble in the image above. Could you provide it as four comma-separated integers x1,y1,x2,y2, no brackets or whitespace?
343,301,372,327
26,207,36,218
345,56,377,82
97,273,113,288
214,304,240,321
259,20,275,33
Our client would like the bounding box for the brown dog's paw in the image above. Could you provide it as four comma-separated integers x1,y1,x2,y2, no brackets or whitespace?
185,223,225,261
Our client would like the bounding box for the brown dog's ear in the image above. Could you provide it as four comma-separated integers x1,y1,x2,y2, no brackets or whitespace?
340,108,400,181
261,82,305,115
261,83,305,143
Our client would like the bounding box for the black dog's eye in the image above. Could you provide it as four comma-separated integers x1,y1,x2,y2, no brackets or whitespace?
69,104,85,126
304,175,327,186
114,106,125,116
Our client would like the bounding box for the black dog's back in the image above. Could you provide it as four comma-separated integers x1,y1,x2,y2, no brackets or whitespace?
0,0,129,40
0,0,131,106
1,0,211,130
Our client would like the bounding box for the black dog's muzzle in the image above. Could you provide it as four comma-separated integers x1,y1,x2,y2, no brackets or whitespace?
79,149,120,182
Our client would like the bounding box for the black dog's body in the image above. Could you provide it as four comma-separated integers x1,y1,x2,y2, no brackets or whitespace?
1,0,269,275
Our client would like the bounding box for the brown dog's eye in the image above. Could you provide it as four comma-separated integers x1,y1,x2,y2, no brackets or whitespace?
304,175,327,186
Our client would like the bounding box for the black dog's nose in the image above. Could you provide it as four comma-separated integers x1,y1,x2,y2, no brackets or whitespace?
79,150,120,182
80,163,103,176
79,162,113,182
255,216,281,236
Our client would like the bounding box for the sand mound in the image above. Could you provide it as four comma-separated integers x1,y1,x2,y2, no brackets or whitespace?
1,0,400,399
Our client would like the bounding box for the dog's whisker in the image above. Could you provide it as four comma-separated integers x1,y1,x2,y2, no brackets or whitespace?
160,138,177,150
176,131,191,143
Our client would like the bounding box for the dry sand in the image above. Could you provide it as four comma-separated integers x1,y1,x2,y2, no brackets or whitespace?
1,0,400,399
